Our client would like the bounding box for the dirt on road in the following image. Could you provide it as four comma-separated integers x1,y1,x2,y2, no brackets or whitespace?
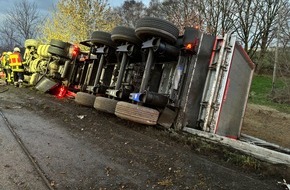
0,84,289,190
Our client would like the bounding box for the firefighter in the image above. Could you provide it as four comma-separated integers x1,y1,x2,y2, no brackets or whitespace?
0,51,13,85
0,52,3,81
9,47,24,87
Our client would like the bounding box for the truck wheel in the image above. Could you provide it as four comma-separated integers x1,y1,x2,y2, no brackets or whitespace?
115,101,159,125
25,39,39,48
111,26,142,45
93,97,118,114
135,17,179,44
75,92,96,107
48,46,69,59
37,45,51,58
90,31,116,48
50,39,70,49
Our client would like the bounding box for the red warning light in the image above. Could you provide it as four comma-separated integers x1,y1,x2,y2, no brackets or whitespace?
70,44,80,59
56,85,67,98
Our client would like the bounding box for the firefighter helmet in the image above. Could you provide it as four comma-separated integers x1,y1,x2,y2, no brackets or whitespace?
13,47,21,53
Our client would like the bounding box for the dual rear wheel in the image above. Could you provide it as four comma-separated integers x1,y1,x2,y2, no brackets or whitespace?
75,17,178,125
48,39,71,59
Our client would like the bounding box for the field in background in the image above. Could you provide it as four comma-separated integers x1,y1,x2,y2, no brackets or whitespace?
243,74,290,149
248,74,290,113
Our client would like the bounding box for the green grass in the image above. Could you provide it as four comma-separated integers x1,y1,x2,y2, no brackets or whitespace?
248,74,290,113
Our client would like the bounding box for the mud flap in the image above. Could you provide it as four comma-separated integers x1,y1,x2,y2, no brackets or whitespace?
35,76,58,92
157,107,177,129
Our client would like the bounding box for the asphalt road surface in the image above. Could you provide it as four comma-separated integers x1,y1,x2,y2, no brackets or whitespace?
0,84,286,190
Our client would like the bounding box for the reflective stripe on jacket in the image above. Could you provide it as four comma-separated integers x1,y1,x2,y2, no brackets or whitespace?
9,52,24,72
1,54,11,69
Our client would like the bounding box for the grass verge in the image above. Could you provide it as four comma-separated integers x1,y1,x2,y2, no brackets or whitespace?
248,74,290,113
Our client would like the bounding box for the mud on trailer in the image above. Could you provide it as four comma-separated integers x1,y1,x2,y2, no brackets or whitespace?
73,17,254,139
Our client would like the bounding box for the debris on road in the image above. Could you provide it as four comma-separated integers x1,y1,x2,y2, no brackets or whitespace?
278,179,290,189
0,105,22,109
77,115,86,119
12,106,22,109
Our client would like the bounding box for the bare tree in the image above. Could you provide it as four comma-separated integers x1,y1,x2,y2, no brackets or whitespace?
257,0,287,58
152,0,237,35
232,0,260,57
0,0,42,49
158,0,201,34
146,0,163,18
197,0,237,36
247,0,288,73
0,22,17,50
280,21,290,48
113,0,146,28
270,2,290,100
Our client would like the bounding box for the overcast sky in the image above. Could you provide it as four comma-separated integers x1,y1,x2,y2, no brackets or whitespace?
0,0,150,12
0,0,58,23
0,0,150,23
0,0,57,13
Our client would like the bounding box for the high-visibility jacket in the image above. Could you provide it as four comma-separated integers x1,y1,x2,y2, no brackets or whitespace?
1,52,12,69
9,52,24,72
0,52,13,82
0,53,5,68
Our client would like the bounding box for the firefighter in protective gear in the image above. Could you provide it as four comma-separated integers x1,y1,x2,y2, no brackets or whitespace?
9,47,24,87
0,52,4,79
0,51,13,84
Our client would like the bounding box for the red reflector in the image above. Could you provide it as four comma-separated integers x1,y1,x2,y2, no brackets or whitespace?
72,50,78,57
66,90,76,97
56,86,67,98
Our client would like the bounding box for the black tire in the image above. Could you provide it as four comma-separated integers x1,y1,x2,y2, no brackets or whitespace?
115,101,159,125
50,39,70,49
135,17,179,44
90,31,116,48
25,39,39,48
94,97,118,114
111,26,142,45
75,92,96,107
48,46,69,59
37,45,51,58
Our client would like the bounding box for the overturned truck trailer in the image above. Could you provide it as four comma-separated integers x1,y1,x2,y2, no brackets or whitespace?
111,18,254,139
76,17,254,140
171,31,254,139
